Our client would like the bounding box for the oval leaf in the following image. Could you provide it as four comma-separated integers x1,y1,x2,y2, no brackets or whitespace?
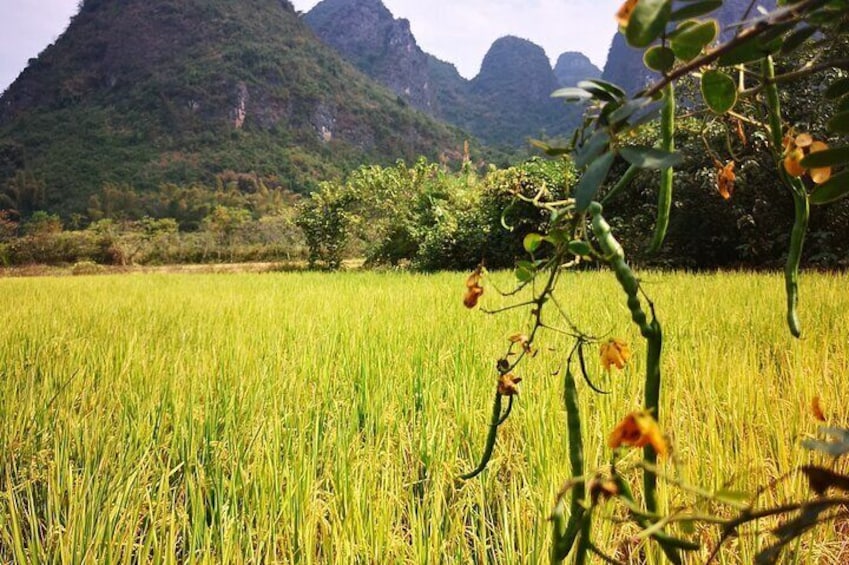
619,145,684,169
827,111,849,134
551,87,593,102
810,170,849,204
626,0,673,48
583,79,627,100
523,233,545,253
670,0,722,20
670,19,718,61
644,46,676,72
515,265,534,282
567,240,593,256
701,70,737,114
575,152,615,213
800,146,849,168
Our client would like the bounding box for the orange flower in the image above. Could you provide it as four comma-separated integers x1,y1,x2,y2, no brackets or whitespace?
783,133,831,184
616,0,638,27
716,160,736,200
608,411,668,457
600,338,631,371
497,373,522,396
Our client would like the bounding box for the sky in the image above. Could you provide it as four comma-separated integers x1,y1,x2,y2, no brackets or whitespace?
0,0,623,93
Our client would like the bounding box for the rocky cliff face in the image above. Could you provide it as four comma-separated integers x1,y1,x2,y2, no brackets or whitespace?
305,0,585,146
553,52,601,87
304,0,438,112
601,0,778,94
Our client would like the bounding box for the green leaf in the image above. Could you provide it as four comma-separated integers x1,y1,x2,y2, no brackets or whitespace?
573,130,610,169
800,146,849,168
575,80,620,102
580,79,627,101
838,95,849,113
599,103,621,129
670,19,718,61
523,233,545,253
701,70,737,114
644,46,676,72
551,87,592,102
529,139,571,157
825,77,849,100
716,35,780,66
619,145,684,169
780,26,817,54
608,97,653,125
567,240,593,256
827,111,849,133
515,265,534,283
626,0,672,47
574,152,615,213
809,170,849,204
670,0,722,20
547,229,570,243
516,260,537,272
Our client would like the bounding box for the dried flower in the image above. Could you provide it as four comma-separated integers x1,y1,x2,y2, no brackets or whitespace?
716,160,736,200
811,396,827,422
608,411,668,457
463,265,485,308
600,338,631,371
497,373,522,396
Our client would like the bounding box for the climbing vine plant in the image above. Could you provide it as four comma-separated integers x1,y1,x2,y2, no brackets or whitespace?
460,0,849,563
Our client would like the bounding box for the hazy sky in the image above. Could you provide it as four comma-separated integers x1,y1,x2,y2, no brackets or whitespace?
1,0,622,93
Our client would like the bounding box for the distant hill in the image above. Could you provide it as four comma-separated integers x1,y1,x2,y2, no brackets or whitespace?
554,52,602,87
0,0,465,215
304,0,584,146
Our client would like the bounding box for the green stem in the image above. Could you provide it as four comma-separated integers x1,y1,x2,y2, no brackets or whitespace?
551,361,588,563
763,55,809,339
643,320,662,514
647,83,675,254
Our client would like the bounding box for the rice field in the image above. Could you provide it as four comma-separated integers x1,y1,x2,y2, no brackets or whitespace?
0,270,847,564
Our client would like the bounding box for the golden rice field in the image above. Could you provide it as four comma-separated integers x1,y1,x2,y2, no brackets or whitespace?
0,270,847,564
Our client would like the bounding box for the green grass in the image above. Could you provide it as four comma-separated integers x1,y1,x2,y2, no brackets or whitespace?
0,271,847,563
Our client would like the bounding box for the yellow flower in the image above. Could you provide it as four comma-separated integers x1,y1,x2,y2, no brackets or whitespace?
600,338,631,371
608,411,668,457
